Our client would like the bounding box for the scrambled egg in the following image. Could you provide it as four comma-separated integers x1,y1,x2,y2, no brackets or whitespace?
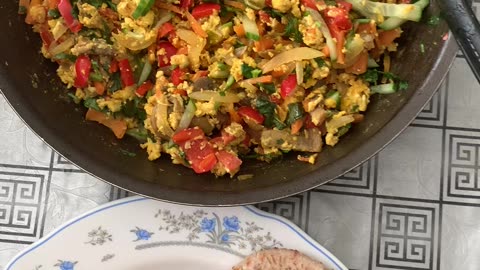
338,73,371,113
170,54,190,69
97,98,123,112
57,64,75,88
272,0,301,17
230,58,244,81
201,14,221,32
112,86,135,101
78,3,104,29
141,138,161,161
299,15,324,48
224,123,246,145
195,99,217,117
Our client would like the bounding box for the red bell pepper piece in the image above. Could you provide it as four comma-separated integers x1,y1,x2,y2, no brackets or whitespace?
135,80,154,97
301,0,318,10
40,29,55,48
158,22,175,39
118,59,135,87
280,74,297,99
180,0,193,9
171,68,185,86
58,0,82,33
157,42,177,67
237,106,265,125
191,3,221,20
74,55,91,88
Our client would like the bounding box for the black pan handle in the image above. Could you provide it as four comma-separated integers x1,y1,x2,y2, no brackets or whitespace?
438,0,480,82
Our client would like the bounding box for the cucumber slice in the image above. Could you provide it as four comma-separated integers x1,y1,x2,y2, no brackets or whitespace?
370,83,397,94
241,15,260,41
378,0,429,30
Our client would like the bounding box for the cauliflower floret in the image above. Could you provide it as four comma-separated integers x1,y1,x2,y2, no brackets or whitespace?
299,15,324,48
141,138,161,161
170,54,190,69
97,98,122,112
78,3,103,29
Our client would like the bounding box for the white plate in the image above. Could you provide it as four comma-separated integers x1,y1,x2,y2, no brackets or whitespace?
6,196,348,270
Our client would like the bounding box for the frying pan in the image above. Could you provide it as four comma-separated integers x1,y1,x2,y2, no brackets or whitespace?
0,0,462,205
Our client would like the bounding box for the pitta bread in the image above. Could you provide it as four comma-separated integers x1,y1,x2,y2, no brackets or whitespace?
232,248,326,270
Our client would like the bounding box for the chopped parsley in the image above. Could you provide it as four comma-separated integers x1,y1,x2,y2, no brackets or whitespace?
285,17,303,43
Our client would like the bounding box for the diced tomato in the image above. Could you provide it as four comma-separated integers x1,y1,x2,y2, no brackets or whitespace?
157,42,177,67
172,127,205,145
265,0,272,7
74,55,91,88
118,59,135,87
171,68,185,86
191,3,220,20
158,22,175,39
280,74,297,99
301,0,318,10
180,0,193,9
322,7,352,64
220,130,237,145
216,151,242,173
237,106,265,125
336,1,352,12
324,7,352,31
210,137,225,148
192,152,217,174
183,139,217,173
258,10,271,23
136,81,154,97
58,0,82,33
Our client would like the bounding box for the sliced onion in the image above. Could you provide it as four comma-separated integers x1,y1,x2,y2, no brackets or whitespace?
234,46,247,58
176,29,206,69
306,8,337,62
326,115,354,133
153,10,173,29
189,91,241,103
51,21,68,41
138,58,152,85
261,47,324,73
152,95,174,138
176,99,196,132
295,62,304,85
49,36,75,56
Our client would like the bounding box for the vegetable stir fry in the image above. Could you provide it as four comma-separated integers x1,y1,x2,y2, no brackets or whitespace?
20,0,429,177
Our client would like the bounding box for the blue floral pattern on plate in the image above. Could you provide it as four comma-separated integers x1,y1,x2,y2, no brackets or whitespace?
6,197,347,270
155,210,282,251
54,260,76,270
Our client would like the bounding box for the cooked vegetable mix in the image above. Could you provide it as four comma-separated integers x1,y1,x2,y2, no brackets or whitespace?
21,0,428,177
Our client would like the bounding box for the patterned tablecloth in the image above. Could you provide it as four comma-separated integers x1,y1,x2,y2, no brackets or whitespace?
2,23,480,270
